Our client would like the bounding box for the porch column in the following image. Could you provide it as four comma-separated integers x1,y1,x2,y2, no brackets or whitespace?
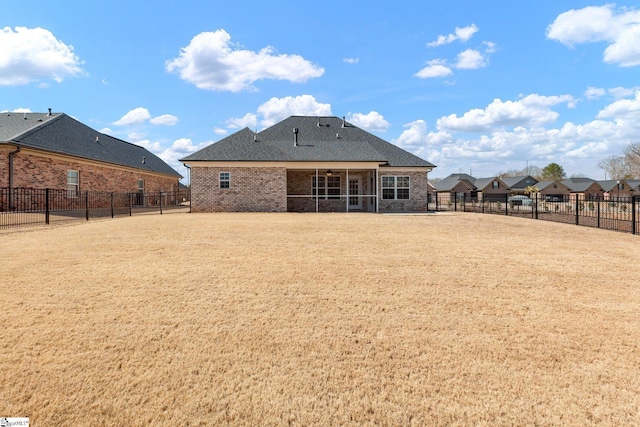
376,168,379,213
346,168,349,213
315,168,319,213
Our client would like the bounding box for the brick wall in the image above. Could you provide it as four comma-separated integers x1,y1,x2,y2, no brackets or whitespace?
378,171,429,212
4,151,178,192
191,166,286,212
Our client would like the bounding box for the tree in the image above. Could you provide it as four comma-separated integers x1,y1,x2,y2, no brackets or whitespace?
540,163,566,181
623,142,640,178
598,155,634,180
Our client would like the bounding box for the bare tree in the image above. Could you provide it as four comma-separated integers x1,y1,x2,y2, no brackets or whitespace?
623,142,640,177
598,155,634,180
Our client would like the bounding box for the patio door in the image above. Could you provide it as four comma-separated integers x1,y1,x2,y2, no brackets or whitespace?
348,176,362,210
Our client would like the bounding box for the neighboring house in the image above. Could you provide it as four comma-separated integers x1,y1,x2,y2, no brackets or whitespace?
1,112,182,206
473,177,509,202
598,179,640,200
501,175,538,195
561,178,603,200
181,116,435,212
433,174,509,202
534,180,571,202
432,173,477,201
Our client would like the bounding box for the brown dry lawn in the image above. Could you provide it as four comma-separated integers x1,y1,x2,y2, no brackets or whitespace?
1,212,639,426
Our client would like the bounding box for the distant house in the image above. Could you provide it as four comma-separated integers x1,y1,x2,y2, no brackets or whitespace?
181,116,435,212
473,177,509,202
598,179,640,200
433,174,509,202
1,112,182,202
501,175,538,195
534,180,571,202
560,178,603,200
432,173,477,201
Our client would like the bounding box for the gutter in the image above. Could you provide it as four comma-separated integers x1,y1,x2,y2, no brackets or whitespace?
8,145,21,209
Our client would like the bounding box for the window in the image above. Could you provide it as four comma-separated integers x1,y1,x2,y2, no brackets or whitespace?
219,172,230,189
382,176,410,200
67,170,79,197
492,181,500,189
312,175,341,199
137,179,145,192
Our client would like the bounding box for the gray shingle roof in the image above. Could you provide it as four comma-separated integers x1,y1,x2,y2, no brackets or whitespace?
560,177,599,192
432,174,476,191
1,112,181,178
501,175,538,189
182,116,435,168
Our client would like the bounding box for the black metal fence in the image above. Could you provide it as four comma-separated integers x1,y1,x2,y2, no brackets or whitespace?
0,187,191,229
429,192,640,235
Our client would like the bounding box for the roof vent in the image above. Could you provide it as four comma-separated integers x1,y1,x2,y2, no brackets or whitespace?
342,116,346,128
48,108,52,116
253,131,258,142
142,156,146,164
95,136,99,143
293,128,298,146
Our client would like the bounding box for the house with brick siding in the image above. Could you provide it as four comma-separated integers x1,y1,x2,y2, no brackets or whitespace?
181,116,435,212
1,112,182,200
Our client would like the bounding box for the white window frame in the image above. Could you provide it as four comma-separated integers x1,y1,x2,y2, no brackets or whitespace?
219,172,230,189
312,175,341,200
67,170,79,197
382,176,410,200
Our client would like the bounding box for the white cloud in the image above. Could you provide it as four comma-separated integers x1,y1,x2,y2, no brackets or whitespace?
609,86,639,98
454,49,487,69
585,86,606,99
346,111,390,132
547,5,640,67
436,94,577,132
414,59,453,78
114,108,178,126
427,24,478,47
150,114,179,126
392,120,454,159
257,95,332,127
597,90,640,120
0,27,85,86
213,127,228,135
114,108,151,126
99,127,113,135
343,57,359,64
226,113,258,129
165,29,325,92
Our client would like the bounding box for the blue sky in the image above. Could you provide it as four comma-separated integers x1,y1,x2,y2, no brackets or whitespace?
2,1,640,181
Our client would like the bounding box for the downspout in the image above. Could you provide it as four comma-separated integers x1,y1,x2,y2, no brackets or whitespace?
8,145,21,210
183,163,191,213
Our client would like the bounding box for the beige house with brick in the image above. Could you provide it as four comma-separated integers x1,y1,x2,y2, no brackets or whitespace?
1,112,182,203
181,116,435,212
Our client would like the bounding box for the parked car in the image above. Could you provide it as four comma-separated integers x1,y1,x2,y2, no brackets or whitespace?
508,195,533,206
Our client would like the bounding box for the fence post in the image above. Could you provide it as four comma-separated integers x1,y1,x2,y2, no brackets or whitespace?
505,193,508,216
129,193,132,216
597,197,601,229
159,191,163,215
85,191,89,221
45,188,50,225
111,192,114,218
454,194,457,212
575,194,579,225
632,195,637,235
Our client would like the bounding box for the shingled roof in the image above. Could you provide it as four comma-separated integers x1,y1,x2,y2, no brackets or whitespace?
1,112,181,178
182,116,435,168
